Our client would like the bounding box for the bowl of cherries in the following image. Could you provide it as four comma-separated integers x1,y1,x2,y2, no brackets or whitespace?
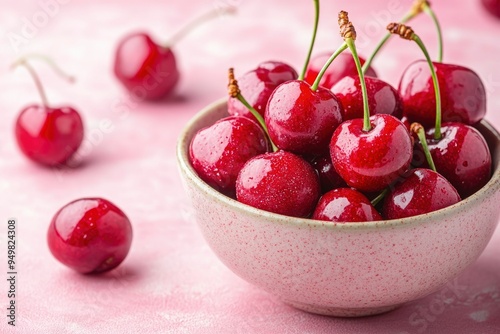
177,4,500,317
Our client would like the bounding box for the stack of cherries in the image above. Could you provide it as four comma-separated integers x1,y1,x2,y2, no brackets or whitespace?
190,1,492,223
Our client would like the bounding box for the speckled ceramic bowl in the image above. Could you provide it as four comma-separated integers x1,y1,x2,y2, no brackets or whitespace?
176,98,500,317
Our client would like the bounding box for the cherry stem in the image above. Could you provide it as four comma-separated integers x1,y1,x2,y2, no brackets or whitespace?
411,123,437,172
228,68,278,152
362,1,427,74
166,6,236,47
310,42,348,91
299,0,320,80
371,188,388,207
422,3,443,62
387,23,442,140
12,59,49,107
346,38,371,131
412,35,442,139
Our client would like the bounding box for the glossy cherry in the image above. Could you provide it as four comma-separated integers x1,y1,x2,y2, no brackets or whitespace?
481,0,500,18
114,33,179,100
13,57,84,166
236,151,320,218
330,13,413,193
265,80,343,155
312,188,382,222
227,61,298,121
331,114,413,192
416,123,492,198
304,52,377,88
332,75,403,121
382,168,461,219
47,198,133,274
114,7,235,100
189,116,269,198
399,60,486,127
309,154,347,193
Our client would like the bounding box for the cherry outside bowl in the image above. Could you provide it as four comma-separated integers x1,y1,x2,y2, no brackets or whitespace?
176,98,500,317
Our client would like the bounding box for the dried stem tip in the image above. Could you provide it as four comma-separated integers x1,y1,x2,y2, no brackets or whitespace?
228,68,240,98
410,122,424,135
411,0,430,15
338,11,356,40
387,23,415,40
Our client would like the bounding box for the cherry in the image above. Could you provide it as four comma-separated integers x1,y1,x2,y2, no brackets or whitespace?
398,60,486,127
265,80,343,155
388,23,492,199
382,168,461,219
114,7,235,100
482,0,500,18
189,116,269,198
309,154,347,193
304,52,377,88
47,198,133,274
331,75,403,121
418,123,491,198
13,56,84,167
227,61,298,121
312,188,382,222
330,12,413,193
236,150,320,218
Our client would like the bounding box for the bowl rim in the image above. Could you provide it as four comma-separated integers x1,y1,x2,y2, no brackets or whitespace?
177,97,500,231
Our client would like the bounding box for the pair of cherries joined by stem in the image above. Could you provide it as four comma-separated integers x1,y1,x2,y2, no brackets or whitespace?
114,6,235,100
13,56,84,167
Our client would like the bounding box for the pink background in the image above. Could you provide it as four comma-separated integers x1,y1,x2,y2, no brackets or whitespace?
1,0,500,333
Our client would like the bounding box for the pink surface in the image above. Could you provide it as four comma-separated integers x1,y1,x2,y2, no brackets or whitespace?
1,0,500,333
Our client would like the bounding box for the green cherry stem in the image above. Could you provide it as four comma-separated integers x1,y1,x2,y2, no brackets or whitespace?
411,122,437,172
166,6,236,47
310,42,348,91
371,188,388,207
299,0,320,80
387,23,442,140
339,11,371,131
362,0,428,74
11,55,75,108
228,68,278,152
421,2,443,62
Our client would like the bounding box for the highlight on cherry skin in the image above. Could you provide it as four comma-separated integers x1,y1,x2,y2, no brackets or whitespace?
12,56,84,167
48,198,133,274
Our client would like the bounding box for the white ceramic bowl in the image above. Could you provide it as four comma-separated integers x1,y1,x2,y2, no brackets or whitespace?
177,98,500,317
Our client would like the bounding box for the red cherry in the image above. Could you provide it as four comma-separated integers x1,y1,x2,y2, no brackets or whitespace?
16,105,83,166
312,188,382,222
236,151,320,218
47,198,133,274
304,52,377,88
12,57,84,166
309,154,347,193
332,75,403,121
227,61,298,121
399,60,486,127
482,0,500,18
114,32,179,100
265,80,343,155
189,116,269,198
417,123,492,198
382,168,461,219
330,114,413,192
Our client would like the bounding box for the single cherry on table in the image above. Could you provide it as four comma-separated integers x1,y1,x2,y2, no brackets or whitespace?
114,6,235,100
47,198,133,274
13,56,84,167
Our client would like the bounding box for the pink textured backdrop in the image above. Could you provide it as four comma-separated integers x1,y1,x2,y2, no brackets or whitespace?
1,0,499,333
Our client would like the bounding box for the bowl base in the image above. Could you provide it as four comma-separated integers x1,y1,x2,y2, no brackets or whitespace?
284,300,400,317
